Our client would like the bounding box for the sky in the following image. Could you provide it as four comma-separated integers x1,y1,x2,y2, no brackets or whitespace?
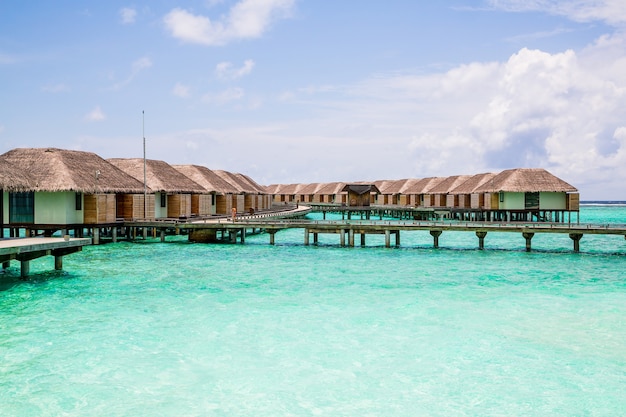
1,1,626,200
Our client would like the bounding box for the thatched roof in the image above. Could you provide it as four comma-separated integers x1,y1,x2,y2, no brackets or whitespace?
0,148,146,193
373,179,402,194
428,175,472,194
449,173,496,195
317,182,347,195
173,165,239,194
378,179,409,194
0,159,32,192
268,183,303,195
213,170,262,194
473,168,578,193
108,158,205,193
402,177,446,194
233,173,268,194
298,183,324,195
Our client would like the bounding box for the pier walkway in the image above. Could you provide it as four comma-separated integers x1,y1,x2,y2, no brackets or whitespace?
0,237,91,277
124,215,626,253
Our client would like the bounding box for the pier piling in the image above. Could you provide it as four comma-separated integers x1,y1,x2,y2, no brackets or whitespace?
569,233,583,252
522,232,535,252
476,231,488,250
430,230,442,248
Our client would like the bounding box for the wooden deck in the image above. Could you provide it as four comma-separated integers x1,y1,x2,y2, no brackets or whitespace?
0,237,91,278
121,217,626,252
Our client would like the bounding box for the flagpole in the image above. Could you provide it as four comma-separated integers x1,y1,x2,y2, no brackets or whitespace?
143,110,147,219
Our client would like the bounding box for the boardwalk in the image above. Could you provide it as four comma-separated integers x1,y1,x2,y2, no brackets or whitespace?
125,214,626,252
1,237,91,277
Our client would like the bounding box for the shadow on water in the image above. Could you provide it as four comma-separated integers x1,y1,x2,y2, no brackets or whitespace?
0,268,73,292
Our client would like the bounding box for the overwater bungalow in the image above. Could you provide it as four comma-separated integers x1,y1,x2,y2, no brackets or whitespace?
297,183,324,204
375,179,407,206
316,182,348,205
342,184,380,207
426,175,472,208
448,173,496,212
212,170,270,214
0,148,146,233
472,168,579,222
404,177,446,208
108,158,205,219
172,165,239,216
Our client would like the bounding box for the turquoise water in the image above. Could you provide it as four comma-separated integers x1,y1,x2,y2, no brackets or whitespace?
1,206,625,416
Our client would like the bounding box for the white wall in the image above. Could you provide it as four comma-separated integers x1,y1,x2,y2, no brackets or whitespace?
34,191,83,224
155,192,167,219
501,192,525,210
539,192,567,210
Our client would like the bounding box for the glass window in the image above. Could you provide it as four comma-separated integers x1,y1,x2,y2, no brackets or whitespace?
75,192,82,210
9,192,34,223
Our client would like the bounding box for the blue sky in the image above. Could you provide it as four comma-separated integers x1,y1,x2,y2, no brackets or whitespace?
1,1,625,199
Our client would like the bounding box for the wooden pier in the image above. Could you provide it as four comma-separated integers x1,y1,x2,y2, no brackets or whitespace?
120,217,626,253
0,237,91,278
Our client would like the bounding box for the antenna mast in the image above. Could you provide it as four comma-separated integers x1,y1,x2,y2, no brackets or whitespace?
143,110,147,219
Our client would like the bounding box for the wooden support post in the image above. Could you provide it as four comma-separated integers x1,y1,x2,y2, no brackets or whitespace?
476,231,488,250
160,229,166,242
349,229,355,247
240,229,245,244
313,232,318,245
93,228,100,245
522,232,534,252
20,260,30,278
54,256,63,271
304,229,310,246
3,260,10,270
430,230,442,249
112,227,118,243
385,230,391,248
360,233,366,246
396,230,400,246
269,230,276,245
569,233,583,252
142,227,148,239
340,230,346,247
229,231,237,243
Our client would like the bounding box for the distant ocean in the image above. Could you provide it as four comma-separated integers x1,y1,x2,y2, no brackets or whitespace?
1,205,625,416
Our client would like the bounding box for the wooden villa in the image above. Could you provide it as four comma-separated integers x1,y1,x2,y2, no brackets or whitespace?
316,182,348,205
375,179,406,206
426,175,472,208
172,165,239,216
212,170,270,214
342,184,380,207
0,148,146,234
448,173,497,213
471,168,579,222
108,158,206,220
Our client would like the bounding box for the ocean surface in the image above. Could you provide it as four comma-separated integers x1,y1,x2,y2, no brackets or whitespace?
1,205,625,416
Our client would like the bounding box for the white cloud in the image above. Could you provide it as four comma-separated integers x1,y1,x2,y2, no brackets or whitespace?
172,82,191,98
488,0,626,26
0,52,18,65
163,0,294,46
85,106,106,122
167,35,625,197
215,59,255,79
112,56,153,90
119,7,137,24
